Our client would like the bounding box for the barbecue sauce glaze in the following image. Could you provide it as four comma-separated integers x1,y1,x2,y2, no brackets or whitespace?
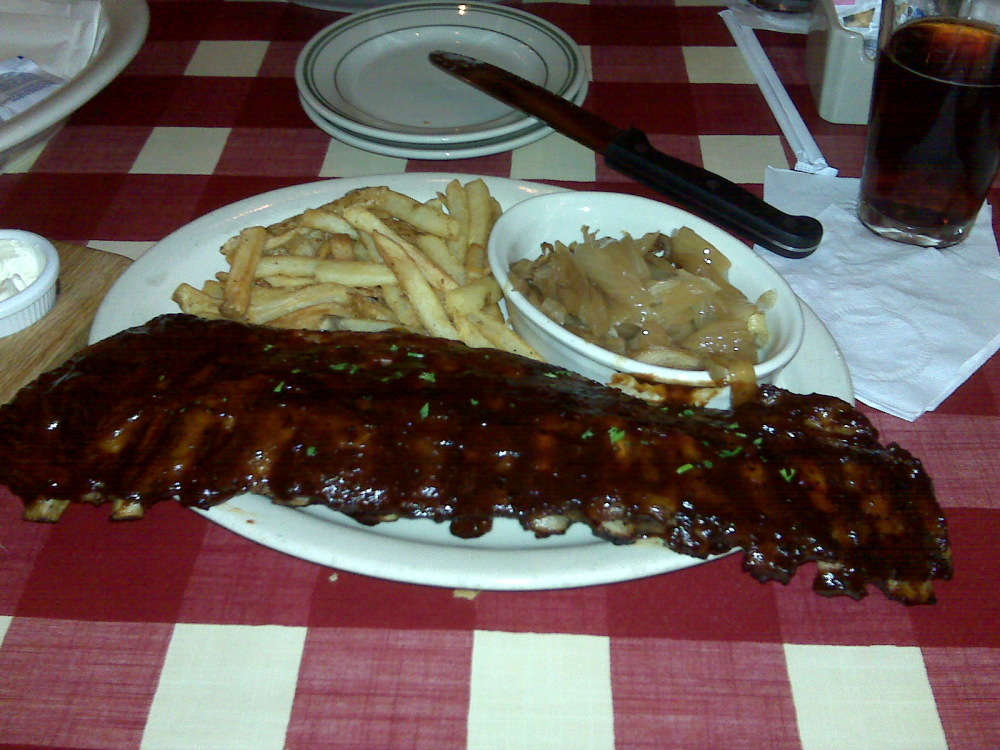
0,315,951,603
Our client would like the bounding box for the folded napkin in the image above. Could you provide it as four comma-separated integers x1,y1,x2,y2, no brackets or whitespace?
0,0,103,79
0,0,104,123
760,167,1000,420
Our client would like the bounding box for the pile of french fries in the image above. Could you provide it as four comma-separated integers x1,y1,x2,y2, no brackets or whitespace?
172,179,539,359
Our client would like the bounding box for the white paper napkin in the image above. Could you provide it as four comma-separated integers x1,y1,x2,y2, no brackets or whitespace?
760,167,1000,420
0,0,104,80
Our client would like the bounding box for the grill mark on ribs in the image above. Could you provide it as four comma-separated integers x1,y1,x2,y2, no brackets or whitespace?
0,314,951,604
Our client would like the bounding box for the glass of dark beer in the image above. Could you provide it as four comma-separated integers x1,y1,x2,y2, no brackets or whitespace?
858,0,1000,248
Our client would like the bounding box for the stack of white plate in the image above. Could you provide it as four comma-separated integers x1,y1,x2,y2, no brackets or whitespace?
294,0,588,160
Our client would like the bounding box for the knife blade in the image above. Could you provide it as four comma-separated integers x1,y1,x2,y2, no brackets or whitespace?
429,51,822,258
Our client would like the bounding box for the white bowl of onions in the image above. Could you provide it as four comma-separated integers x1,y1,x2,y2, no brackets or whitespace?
488,191,805,400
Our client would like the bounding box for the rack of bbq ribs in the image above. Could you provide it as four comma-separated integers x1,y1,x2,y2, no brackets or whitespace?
0,314,951,604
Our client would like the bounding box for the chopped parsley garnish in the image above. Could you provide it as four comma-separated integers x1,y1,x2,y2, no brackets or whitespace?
779,467,797,482
419,372,436,383
676,463,695,474
608,426,627,444
419,402,430,420
581,428,594,439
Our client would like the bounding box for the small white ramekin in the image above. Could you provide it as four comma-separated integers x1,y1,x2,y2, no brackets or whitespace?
488,191,805,393
0,229,60,338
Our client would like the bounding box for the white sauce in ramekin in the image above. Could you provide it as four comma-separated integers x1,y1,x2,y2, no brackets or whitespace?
0,237,43,303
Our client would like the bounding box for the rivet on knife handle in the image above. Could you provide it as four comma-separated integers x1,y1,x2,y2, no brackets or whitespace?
429,50,823,258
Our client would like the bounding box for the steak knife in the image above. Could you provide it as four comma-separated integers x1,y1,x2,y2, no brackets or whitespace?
429,51,821,258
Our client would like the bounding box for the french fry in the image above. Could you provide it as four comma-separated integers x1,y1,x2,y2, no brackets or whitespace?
467,310,541,360
464,242,488,281
315,186,386,214
254,256,318,278
246,282,361,325
444,276,503,315
172,182,542,363
446,275,507,325
283,233,325,257
351,237,374,262
255,256,397,287
265,214,305,237
201,279,224,298
448,311,494,349
266,302,358,330
256,274,317,290
320,316,414,334
220,226,268,320
443,179,470,262
373,187,459,238
423,196,446,212
300,208,360,238
380,283,422,329
172,283,223,319
465,178,493,249
350,295,397,322
372,232,460,340
341,205,458,292
320,233,356,261
481,303,505,324
264,227,308,251
313,261,398,287
416,233,466,285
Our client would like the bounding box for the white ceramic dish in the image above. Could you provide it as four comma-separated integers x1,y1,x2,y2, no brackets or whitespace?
0,0,149,168
90,174,852,591
295,0,586,145
0,230,59,337
489,191,806,391
299,80,588,159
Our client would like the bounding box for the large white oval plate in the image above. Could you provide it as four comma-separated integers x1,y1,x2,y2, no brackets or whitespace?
91,173,853,591
295,1,586,145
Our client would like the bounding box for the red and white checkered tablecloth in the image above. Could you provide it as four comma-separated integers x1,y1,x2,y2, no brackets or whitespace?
1,1,998,748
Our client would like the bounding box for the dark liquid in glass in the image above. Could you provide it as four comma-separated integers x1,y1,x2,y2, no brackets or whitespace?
860,17,1000,234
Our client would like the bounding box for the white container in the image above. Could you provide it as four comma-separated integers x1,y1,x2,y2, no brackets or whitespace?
487,191,805,395
805,0,877,125
0,230,60,338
